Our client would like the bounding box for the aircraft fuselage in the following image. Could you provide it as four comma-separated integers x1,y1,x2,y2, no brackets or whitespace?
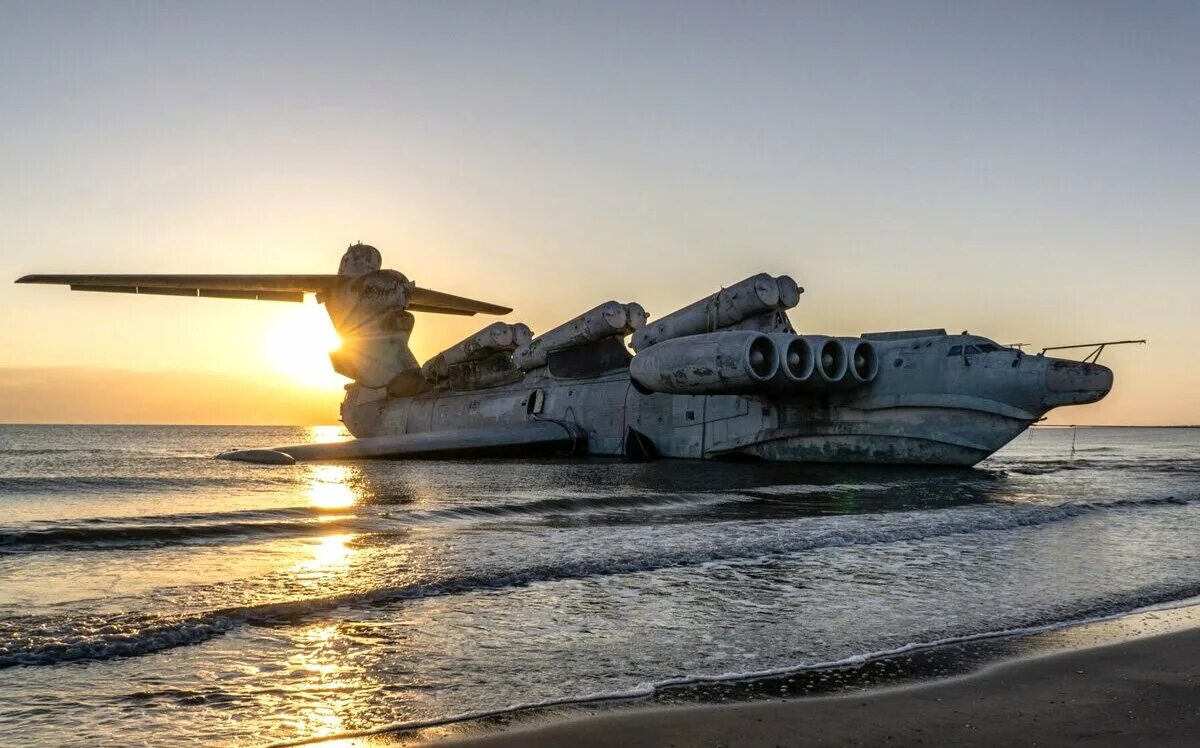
341,332,1112,466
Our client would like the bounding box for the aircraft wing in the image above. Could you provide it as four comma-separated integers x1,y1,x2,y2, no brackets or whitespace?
15,274,336,302
15,274,512,315
218,421,587,463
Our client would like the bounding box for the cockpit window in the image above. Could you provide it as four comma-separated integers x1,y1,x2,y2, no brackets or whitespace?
949,342,1003,357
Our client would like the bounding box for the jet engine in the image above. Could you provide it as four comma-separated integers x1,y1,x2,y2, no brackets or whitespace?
764,335,879,394
840,336,880,385
766,333,816,389
807,335,848,385
629,331,779,394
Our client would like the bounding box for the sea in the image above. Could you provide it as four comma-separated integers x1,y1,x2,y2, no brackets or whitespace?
0,425,1197,746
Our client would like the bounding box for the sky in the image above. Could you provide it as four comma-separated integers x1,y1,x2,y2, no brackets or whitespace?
0,1,1196,425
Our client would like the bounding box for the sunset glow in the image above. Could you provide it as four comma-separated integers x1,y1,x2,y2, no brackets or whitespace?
0,4,1195,427
264,300,346,390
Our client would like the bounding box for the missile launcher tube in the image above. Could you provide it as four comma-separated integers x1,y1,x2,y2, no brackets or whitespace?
628,331,779,395
442,322,514,366
422,322,521,379
513,301,638,371
631,274,800,352
725,309,796,334
775,275,803,308
510,322,534,348
624,302,648,333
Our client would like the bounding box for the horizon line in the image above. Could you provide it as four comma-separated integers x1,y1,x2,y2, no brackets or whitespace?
0,422,1197,429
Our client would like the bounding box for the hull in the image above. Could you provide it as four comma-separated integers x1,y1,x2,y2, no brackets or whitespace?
336,331,1110,468
20,248,1115,469
732,418,1023,466
342,373,1035,468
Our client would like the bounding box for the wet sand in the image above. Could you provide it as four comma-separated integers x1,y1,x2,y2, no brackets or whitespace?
431,627,1200,747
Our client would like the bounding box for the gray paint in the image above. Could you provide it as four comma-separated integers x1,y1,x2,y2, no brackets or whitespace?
17,244,1116,467
341,329,1111,467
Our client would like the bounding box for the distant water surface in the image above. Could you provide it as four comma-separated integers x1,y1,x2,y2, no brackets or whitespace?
0,425,1197,746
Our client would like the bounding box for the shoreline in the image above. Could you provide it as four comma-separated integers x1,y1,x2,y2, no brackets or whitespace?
432,624,1200,747
296,601,1200,747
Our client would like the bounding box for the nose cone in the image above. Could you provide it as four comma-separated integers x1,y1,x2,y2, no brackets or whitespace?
1043,359,1114,406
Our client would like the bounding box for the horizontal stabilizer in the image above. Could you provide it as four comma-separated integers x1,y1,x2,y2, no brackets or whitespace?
407,287,512,315
17,274,511,315
216,422,586,463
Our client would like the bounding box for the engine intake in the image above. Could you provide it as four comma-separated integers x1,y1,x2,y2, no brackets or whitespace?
767,333,816,387
808,335,848,385
764,335,878,394
841,336,880,384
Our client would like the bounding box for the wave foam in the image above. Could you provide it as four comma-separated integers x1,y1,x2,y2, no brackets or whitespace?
4,491,1196,669
261,586,1200,747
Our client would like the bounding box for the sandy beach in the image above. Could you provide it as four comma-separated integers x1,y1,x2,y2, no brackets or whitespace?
429,627,1200,748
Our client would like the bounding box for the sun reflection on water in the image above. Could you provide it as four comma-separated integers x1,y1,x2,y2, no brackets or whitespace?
307,424,352,444
290,534,358,595
307,534,355,568
307,465,356,510
285,623,354,744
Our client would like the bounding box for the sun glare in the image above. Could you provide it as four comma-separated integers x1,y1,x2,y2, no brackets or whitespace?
307,465,356,510
265,300,347,389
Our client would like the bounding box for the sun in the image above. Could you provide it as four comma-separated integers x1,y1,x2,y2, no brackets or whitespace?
264,299,348,389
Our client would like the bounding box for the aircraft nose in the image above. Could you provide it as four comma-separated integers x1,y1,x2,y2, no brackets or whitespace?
1043,358,1113,405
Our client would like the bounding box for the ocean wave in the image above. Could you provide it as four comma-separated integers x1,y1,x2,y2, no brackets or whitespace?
0,447,147,456
995,457,1200,476
0,474,294,495
0,613,237,668
737,481,902,496
260,584,1200,747
4,482,1195,555
0,492,744,553
3,491,1196,668
401,490,753,524
0,514,371,552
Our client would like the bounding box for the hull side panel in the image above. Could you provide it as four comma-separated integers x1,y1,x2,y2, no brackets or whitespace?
346,378,1034,467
